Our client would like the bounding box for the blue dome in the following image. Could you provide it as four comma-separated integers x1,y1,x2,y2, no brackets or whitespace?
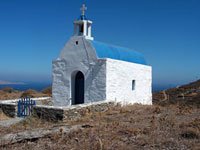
89,40,147,65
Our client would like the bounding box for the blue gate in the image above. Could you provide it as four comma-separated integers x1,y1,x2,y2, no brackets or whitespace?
17,97,36,117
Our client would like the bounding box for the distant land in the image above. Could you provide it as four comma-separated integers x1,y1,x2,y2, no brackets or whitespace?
0,80,25,85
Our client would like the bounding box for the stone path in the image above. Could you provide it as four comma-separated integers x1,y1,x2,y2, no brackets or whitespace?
0,118,24,127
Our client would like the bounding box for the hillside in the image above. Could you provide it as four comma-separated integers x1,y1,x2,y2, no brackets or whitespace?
0,81,200,149
0,87,52,100
153,80,200,107
1,104,200,149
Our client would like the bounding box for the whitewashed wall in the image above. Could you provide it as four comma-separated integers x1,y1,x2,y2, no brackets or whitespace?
52,36,152,106
85,59,107,103
105,58,152,105
52,37,107,106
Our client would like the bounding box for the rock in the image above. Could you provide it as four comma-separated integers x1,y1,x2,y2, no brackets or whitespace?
0,103,17,118
32,106,64,122
0,124,82,146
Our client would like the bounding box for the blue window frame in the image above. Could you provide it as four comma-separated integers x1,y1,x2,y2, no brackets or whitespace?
132,80,135,90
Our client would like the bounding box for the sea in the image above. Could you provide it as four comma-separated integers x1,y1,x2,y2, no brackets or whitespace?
0,82,175,92
0,83,51,92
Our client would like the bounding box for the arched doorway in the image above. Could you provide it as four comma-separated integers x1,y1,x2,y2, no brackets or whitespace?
74,71,84,104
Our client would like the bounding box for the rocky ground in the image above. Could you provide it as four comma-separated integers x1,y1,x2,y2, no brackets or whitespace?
0,80,199,149
0,104,200,150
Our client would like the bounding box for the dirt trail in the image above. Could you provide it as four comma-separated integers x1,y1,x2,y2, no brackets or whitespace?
160,89,168,102
0,118,24,127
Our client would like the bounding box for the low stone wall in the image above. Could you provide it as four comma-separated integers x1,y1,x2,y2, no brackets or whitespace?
63,102,115,120
32,102,115,122
0,99,116,121
0,103,17,118
32,106,64,122
0,97,51,118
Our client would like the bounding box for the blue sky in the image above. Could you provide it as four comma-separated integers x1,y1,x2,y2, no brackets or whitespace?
0,0,199,88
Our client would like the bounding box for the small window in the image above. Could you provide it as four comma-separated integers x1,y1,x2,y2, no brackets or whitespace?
76,41,78,45
132,80,135,90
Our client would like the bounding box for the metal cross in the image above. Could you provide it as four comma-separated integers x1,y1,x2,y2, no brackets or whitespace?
80,4,87,16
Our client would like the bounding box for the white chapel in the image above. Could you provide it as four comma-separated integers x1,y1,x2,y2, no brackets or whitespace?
52,4,152,106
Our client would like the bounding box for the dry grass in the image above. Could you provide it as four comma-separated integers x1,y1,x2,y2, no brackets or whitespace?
0,87,52,100
41,86,52,96
0,117,54,136
0,89,22,100
1,104,200,149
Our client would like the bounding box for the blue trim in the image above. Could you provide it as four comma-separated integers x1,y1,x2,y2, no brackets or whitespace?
89,40,147,65
78,15,87,20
